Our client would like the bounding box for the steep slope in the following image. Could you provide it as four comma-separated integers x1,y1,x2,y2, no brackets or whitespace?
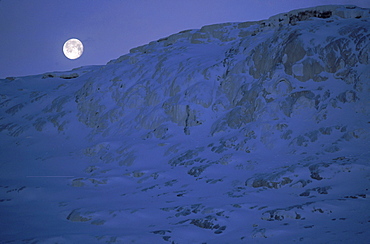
1,5,370,243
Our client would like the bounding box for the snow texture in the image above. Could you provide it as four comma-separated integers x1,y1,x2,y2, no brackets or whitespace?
1,5,370,244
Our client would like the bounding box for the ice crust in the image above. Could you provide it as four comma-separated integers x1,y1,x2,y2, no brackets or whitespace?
0,5,370,243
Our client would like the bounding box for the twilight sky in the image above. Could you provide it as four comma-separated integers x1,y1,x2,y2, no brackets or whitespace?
1,0,369,78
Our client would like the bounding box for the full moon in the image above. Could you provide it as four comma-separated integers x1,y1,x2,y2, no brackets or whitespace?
63,38,83,59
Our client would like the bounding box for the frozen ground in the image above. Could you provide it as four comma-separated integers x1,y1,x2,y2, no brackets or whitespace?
1,5,370,244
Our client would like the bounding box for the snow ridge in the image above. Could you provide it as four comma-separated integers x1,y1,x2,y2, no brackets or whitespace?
1,5,370,243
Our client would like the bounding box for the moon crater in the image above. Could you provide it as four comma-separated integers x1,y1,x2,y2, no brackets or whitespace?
63,38,83,60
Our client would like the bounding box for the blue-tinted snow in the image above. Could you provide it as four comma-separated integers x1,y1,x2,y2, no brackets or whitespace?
1,5,370,244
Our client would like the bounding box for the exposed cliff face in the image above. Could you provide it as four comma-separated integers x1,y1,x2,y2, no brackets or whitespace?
70,4,370,149
1,5,370,243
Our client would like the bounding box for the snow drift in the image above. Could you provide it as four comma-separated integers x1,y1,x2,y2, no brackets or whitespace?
1,5,370,243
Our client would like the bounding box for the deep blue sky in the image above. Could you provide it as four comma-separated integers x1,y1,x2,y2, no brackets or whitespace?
1,0,369,78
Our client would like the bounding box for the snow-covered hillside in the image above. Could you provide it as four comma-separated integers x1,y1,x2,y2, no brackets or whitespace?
1,5,370,243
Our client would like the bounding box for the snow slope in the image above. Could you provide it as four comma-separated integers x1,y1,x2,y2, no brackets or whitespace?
1,5,370,243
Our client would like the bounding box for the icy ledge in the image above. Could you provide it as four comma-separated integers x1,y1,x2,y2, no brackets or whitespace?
109,5,370,58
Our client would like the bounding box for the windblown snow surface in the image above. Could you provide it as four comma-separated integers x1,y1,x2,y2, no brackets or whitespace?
1,5,370,244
